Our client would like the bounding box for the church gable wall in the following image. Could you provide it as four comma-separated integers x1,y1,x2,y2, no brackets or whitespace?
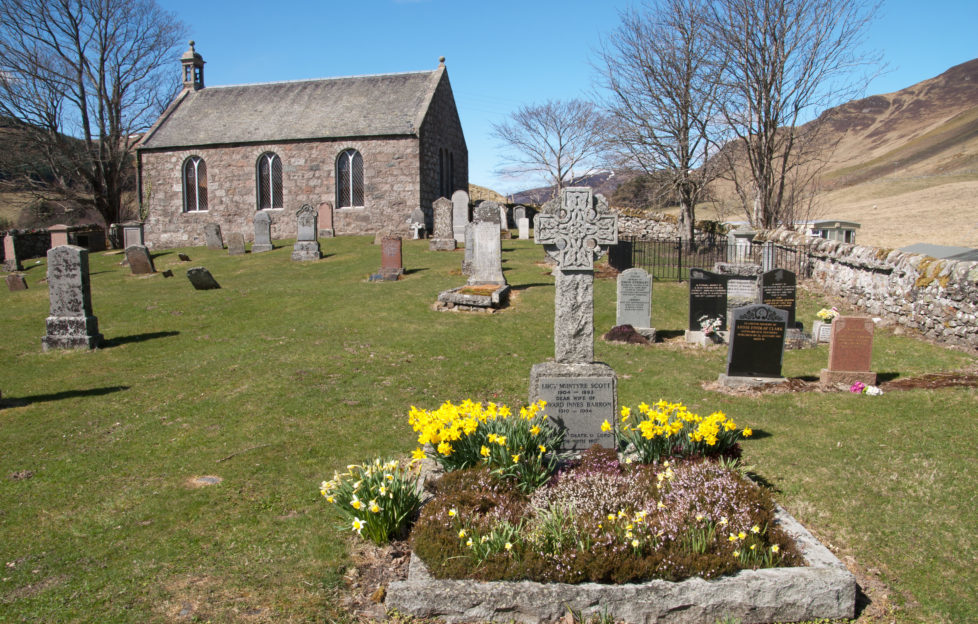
418,72,468,219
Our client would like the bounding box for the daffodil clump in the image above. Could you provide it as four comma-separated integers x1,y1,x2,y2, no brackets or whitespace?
320,458,424,546
612,400,752,464
409,399,564,492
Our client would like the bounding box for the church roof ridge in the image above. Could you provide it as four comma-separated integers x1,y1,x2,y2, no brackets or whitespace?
208,68,436,90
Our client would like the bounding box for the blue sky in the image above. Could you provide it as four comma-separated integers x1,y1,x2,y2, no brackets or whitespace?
156,0,978,195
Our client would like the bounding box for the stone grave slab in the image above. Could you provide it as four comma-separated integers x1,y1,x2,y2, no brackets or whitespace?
227,232,246,256
41,245,102,350
529,362,617,451
319,201,335,238
760,269,797,328
686,269,727,344
721,304,787,386
513,205,526,222
253,212,273,253
517,217,530,240
462,222,475,276
204,223,223,250
452,190,469,243
616,267,653,339
812,320,834,344
125,245,156,274
122,222,145,248
371,236,404,281
187,267,221,290
820,316,877,385
6,273,27,291
429,197,456,251
291,204,321,261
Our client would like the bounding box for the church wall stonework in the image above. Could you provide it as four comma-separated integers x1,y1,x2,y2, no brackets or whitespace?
418,70,468,221
140,136,421,249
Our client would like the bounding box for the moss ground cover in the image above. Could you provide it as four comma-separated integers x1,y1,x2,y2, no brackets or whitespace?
0,236,974,622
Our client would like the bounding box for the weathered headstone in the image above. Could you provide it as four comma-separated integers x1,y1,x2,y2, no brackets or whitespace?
227,232,246,256
49,224,70,248
204,223,223,250
616,267,654,338
687,269,728,334
820,316,877,385
409,208,426,239
2,233,19,271
252,212,273,253
451,190,469,243
429,197,456,251
529,187,619,451
715,262,762,328
6,273,27,291
761,241,777,272
319,201,335,238
513,205,526,222
371,235,404,281
812,321,834,344
760,269,796,328
178,253,191,262
41,245,102,351
721,304,788,385
125,245,156,275
291,204,321,261
462,222,475,276
468,202,506,285
187,267,221,290
517,217,530,240
122,222,145,248
498,204,508,231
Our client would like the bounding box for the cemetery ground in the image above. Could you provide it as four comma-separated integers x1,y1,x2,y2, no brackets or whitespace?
0,236,976,624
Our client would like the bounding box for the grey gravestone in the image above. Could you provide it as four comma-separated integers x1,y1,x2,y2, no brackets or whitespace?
429,197,456,251
499,204,508,231
468,202,505,285
451,190,469,243
204,223,223,250
227,232,246,256
178,253,191,262
517,217,530,240
616,268,652,334
514,206,526,222
723,304,787,381
820,316,877,385
529,187,618,451
125,245,156,274
291,204,321,261
409,208,426,239
760,269,796,328
462,222,475,276
761,241,777,272
372,236,403,281
41,245,102,350
122,222,145,248
253,212,273,253
688,269,728,331
187,267,221,290
6,273,27,291
812,321,833,344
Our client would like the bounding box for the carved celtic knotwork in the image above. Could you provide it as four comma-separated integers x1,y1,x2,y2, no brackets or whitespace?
535,188,618,271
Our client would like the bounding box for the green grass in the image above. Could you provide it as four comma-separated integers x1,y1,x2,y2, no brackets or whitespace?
1,237,975,623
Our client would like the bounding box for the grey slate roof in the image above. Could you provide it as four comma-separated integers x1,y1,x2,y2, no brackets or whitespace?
900,243,978,262
139,69,441,149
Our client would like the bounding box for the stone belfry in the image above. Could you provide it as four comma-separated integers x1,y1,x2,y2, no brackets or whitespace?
181,40,205,90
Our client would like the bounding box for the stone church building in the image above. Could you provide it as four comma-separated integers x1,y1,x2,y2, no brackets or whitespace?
136,42,467,248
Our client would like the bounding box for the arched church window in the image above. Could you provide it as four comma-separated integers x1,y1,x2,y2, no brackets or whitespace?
336,149,364,208
183,156,208,212
257,152,283,209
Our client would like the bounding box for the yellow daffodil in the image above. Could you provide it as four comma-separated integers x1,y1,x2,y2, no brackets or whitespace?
728,534,737,542
631,538,640,548
733,550,740,557
771,545,780,553
466,538,473,547
511,454,520,463
620,406,631,420
601,419,612,432
350,495,362,511
738,531,747,540
480,445,490,457
742,427,753,437
352,517,364,534
530,425,541,436
538,445,547,453
458,529,466,538
368,500,381,514
448,508,457,517
504,542,512,551
751,525,760,534
412,448,426,460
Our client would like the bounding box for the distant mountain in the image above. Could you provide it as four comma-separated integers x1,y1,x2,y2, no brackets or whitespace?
508,171,633,206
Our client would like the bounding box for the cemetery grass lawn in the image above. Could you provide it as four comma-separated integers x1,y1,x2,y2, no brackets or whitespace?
0,237,974,623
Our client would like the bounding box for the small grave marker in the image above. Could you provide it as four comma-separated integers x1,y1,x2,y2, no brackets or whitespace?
125,245,156,275
227,232,246,256
517,217,530,240
452,190,469,243
468,202,505,285
253,212,273,253
760,269,796,328
687,269,728,336
429,197,456,251
291,205,321,261
204,223,223,250
371,236,404,281
616,267,653,338
721,304,788,385
820,316,877,385
187,267,221,290
6,273,27,291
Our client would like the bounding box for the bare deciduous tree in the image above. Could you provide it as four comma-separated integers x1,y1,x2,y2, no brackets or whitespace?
0,0,185,226
597,0,725,244
710,0,881,228
491,99,608,200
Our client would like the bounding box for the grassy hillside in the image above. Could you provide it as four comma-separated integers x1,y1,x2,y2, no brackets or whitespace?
0,237,976,622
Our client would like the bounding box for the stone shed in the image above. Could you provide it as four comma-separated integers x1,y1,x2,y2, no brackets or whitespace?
136,42,467,249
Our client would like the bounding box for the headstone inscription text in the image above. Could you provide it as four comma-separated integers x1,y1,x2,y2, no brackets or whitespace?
535,377,615,450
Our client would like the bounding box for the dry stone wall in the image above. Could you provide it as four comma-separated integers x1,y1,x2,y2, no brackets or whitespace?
757,228,978,349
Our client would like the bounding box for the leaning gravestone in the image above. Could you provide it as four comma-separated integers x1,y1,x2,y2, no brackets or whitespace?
204,223,223,250
291,204,321,261
529,187,619,451
187,267,221,290
820,316,877,386
227,232,246,256
125,245,156,275
252,212,273,253
720,304,788,386
371,236,404,281
468,202,506,285
41,245,102,351
429,197,456,251
616,267,654,339
687,268,728,343
6,273,27,291
760,269,797,329
517,217,530,240
452,190,469,243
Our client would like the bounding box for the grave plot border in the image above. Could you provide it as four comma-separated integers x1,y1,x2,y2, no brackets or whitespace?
386,504,855,624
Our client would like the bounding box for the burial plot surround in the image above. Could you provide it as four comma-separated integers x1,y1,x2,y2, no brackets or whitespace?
529,187,619,451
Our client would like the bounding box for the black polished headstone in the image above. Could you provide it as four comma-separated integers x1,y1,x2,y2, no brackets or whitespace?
760,269,797,328
689,269,728,331
726,304,788,378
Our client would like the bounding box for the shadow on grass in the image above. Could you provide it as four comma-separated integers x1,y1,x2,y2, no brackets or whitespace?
2,385,130,407
793,375,820,382
402,268,428,276
745,427,772,440
511,283,551,291
102,331,180,348
876,371,900,383
654,329,686,340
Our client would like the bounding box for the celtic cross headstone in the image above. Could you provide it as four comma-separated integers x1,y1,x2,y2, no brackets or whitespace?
529,187,619,451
